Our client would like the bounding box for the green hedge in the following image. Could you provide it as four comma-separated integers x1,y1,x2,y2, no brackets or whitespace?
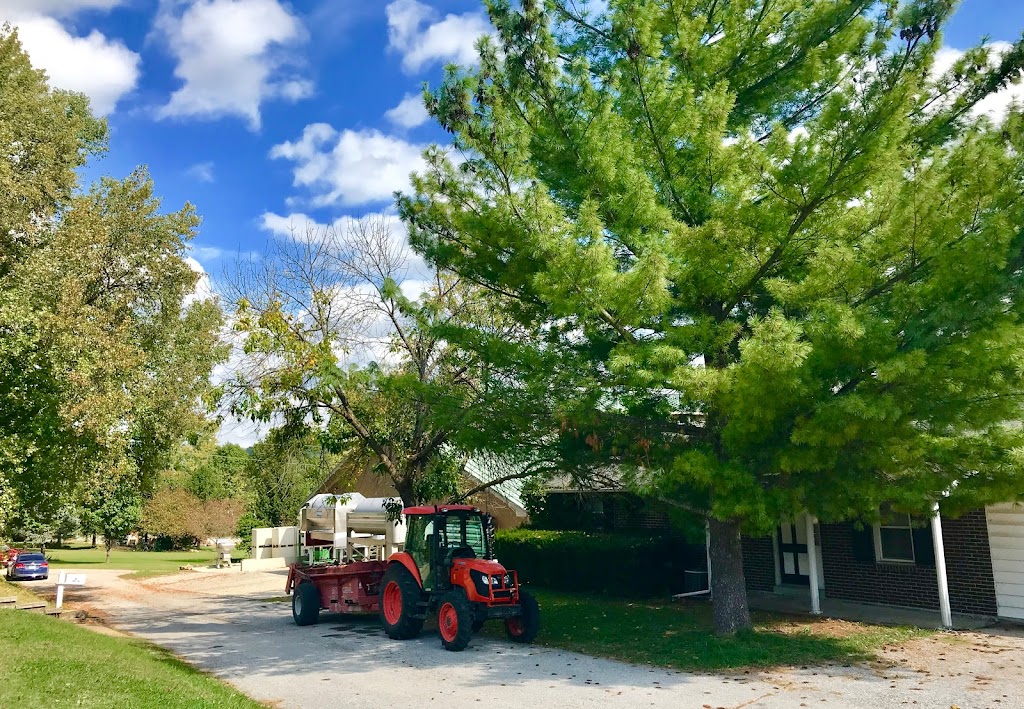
493,529,704,598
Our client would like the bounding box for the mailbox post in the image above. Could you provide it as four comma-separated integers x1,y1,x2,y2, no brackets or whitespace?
55,571,86,609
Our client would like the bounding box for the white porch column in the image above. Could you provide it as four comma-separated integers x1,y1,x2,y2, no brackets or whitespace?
931,502,953,629
804,514,822,615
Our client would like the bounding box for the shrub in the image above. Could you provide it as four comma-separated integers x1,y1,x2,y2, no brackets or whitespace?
493,529,706,598
142,489,244,548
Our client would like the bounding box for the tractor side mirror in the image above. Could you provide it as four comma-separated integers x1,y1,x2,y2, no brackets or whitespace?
483,514,496,560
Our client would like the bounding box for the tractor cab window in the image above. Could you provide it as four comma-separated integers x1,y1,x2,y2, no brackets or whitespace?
406,516,434,590
440,514,488,560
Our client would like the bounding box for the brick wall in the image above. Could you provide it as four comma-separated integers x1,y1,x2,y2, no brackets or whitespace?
742,535,777,592
820,509,997,616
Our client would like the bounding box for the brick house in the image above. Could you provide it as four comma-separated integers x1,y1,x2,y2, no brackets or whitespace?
740,505,1024,623
543,481,1024,624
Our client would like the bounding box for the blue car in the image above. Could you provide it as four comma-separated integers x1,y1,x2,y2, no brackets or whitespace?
7,552,48,581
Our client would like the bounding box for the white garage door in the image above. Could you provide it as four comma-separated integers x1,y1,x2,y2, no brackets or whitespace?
986,503,1024,620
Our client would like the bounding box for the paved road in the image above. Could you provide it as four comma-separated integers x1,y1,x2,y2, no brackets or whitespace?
21,569,1024,709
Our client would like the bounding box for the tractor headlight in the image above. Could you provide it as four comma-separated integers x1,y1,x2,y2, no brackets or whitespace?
469,569,491,597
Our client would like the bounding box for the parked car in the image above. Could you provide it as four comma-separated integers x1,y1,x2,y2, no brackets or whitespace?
7,552,48,581
0,544,20,566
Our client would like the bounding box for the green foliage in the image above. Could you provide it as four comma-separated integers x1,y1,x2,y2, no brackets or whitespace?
228,215,551,506
0,29,227,525
157,437,250,502
187,443,250,500
81,477,142,557
494,528,703,597
240,427,338,529
402,1,1024,528
0,25,106,271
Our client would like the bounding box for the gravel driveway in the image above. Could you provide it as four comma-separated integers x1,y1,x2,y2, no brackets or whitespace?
21,569,1024,709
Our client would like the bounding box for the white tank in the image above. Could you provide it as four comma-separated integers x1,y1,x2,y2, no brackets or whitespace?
302,493,364,534
300,492,406,557
348,497,399,534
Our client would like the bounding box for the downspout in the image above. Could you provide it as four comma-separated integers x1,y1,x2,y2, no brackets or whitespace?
931,501,953,629
805,514,822,615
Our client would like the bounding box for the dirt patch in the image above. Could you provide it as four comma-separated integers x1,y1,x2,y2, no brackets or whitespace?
877,630,1024,686
767,617,870,639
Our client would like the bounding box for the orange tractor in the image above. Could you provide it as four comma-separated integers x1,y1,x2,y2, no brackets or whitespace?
379,504,540,651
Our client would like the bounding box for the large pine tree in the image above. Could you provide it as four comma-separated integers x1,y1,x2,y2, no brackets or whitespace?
400,0,1024,633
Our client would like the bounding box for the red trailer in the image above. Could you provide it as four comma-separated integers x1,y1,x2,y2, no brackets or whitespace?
285,560,387,625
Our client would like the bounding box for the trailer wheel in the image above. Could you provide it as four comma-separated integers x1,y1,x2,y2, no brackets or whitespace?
505,589,540,643
293,582,320,626
379,564,425,640
438,590,473,651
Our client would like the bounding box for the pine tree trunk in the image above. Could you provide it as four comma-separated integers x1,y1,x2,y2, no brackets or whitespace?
708,517,752,635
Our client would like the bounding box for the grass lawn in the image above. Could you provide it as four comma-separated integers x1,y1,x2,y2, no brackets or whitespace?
0,609,264,708
0,578,51,608
499,590,931,672
45,545,217,572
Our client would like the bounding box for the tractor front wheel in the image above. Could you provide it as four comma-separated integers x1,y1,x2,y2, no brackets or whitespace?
505,589,540,643
292,582,320,626
379,564,426,640
437,590,473,651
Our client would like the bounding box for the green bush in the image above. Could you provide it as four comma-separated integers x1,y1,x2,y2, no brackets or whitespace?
493,529,705,598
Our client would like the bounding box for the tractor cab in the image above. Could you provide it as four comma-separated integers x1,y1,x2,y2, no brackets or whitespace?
379,504,540,651
404,505,493,592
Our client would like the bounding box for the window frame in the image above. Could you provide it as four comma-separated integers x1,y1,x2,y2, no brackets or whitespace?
873,509,916,564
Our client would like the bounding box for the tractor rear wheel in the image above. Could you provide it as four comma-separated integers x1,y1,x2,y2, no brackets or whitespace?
379,564,426,640
292,582,320,626
505,589,540,643
437,590,473,651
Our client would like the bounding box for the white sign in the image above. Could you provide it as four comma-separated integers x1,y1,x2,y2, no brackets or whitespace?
55,571,87,609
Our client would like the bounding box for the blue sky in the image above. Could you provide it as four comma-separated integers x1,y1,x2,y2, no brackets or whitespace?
2,0,1022,444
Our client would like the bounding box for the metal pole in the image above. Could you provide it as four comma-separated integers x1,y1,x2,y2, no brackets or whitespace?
805,514,821,615
56,571,65,610
932,502,953,629
705,520,713,600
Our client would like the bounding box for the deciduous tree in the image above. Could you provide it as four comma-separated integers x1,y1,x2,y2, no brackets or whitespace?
227,216,551,506
0,29,227,522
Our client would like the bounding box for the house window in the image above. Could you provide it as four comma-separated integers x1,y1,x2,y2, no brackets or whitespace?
874,506,915,563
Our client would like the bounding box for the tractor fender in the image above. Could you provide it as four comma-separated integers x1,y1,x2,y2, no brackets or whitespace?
387,551,423,589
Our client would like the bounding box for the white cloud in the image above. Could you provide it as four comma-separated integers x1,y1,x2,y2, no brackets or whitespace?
154,0,309,130
385,92,430,129
270,124,427,207
8,14,140,115
386,0,491,74
259,210,432,282
932,41,1023,123
192,245,225,261
185,161,215,183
